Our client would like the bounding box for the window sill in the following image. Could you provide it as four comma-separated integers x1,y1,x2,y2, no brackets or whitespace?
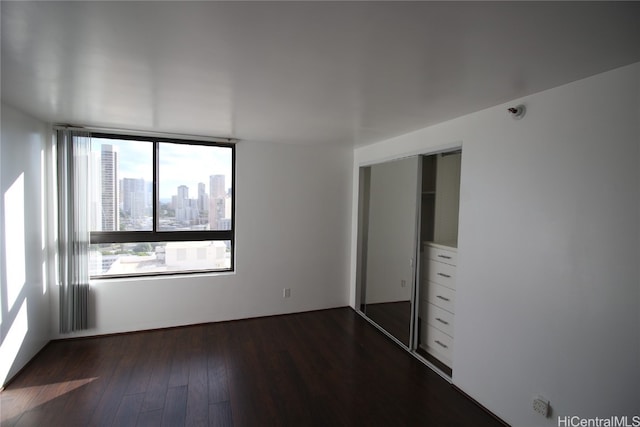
90,269,236,284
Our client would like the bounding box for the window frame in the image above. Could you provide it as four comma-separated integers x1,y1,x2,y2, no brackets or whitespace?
89,132,235,278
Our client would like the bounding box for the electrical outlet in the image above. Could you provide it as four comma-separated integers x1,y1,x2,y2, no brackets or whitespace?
283,288,291,298
533,396,550,417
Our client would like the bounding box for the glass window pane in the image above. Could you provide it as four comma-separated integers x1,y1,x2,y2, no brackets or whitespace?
90,138,153,231
89,241,232,277
158,143,232,231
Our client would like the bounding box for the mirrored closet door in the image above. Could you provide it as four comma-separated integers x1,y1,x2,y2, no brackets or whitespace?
359,156,420,347
357,150,461,376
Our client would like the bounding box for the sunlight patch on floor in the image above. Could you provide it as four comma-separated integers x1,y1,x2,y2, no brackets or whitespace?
0,377,98,423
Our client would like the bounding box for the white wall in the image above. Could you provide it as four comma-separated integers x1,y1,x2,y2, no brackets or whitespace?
350,63,640,425
0,103,51,386
365,156,418,304
51,140,353,338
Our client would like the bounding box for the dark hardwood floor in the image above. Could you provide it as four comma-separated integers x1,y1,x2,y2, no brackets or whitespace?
1,308,503,426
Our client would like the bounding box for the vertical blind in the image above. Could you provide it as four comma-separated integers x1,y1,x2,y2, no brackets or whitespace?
57,129,90,333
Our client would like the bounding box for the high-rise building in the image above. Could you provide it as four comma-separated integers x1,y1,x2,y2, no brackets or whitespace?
101,144,119,231
188,199,200,222
209,175,225,199
175,185,199,223
209,175,226,230
177,185,189,207
145,181,153,215
175,185,188,222
89,150,102,231
197,182,208,212
121,178,146,219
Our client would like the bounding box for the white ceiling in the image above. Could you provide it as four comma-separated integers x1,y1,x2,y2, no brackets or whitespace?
2,1,639,147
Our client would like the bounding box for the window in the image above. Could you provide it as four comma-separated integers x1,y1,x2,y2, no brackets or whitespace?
87,133,234,278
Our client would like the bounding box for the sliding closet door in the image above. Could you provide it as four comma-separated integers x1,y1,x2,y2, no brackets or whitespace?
362,156,420,347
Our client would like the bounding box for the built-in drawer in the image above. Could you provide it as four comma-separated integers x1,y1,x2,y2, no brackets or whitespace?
425,302,454,337
426,282,456,313
421,323,454,367
425,245,457,266
427,261,456,290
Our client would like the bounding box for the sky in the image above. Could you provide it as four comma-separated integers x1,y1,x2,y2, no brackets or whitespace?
92,137,233,200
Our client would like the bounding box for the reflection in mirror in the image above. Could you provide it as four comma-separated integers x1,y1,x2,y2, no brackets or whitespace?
359,156,419,347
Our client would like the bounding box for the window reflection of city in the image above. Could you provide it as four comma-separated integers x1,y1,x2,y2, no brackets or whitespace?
89,142,232,276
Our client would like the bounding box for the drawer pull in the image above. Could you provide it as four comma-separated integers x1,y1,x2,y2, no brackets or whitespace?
437,273,451,278
436,318,449,325
437,255,452,259
436,295,450,301
435,340,448,349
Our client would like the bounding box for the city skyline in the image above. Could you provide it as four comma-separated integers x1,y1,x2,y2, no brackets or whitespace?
92,137,232,200
91,138,232,232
